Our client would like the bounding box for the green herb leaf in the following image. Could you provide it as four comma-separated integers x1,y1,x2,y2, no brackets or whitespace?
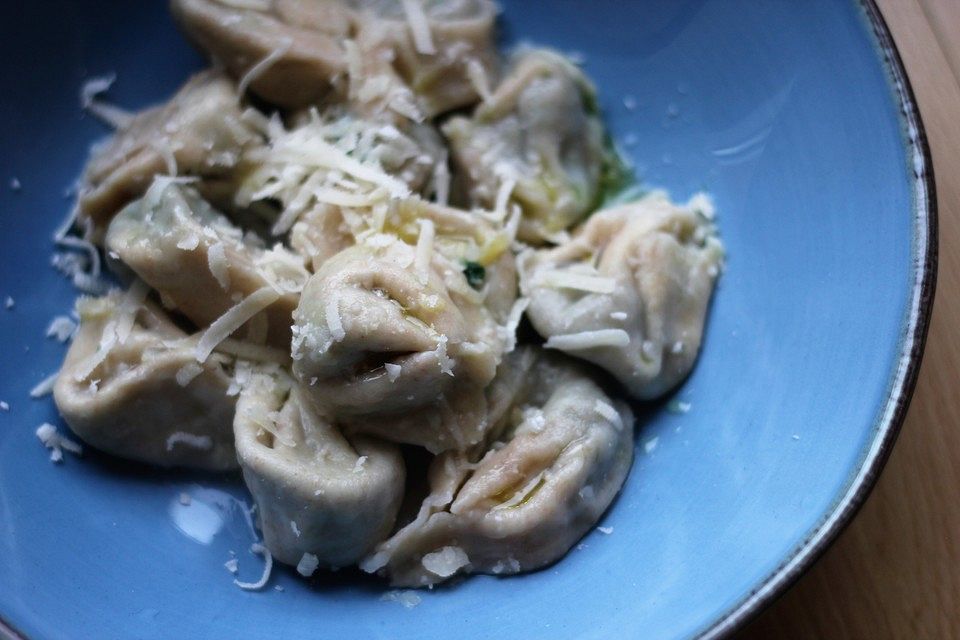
462,261,486,289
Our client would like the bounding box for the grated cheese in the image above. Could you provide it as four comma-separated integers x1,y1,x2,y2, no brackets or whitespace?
80,73,133,129
324,295,345,342
175,362,204,387
422,546,469,578
644,436,659,453
384,362,402,382
353,456,368,473
593,399,623,431
36,422,83,463
297,553,320,577
176,233,200,250
380,590,422,609
433,152,450,205
493,176,516,222
597,526,614,535
434,334,454,376
0,401,8,411
401,0,436,55
115,278,150,345
536,270,616,294
166,432,213,452
235,543,273,591
290,520,301,537
195,287,280,363
544,329,631,351
46,316,77,342
465,58,492,102
224,558,239,574
4,296,13,309
499,297,529,353
207,242,232,290
238,39,293,98
414,218,435,285
30,371,60,398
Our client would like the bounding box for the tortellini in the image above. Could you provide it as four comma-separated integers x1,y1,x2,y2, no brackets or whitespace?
53,291,238,470
290,239,505,453
361,348,634,586
521,193,724,400
106,179,308,348
349,0,499,117
48,0,727,592
79,70,262,230
170,0,351,109
234,367,405,568
443,48,607,243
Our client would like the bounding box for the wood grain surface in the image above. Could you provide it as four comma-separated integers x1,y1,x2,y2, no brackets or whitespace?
737,1,960,638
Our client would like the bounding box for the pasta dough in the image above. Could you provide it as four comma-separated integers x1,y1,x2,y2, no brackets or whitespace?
53,291,238,470
361,348,634,586
521,193,724,399
235,367,405,567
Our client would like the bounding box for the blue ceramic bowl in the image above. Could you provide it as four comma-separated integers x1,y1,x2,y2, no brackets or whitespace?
0,1,935,638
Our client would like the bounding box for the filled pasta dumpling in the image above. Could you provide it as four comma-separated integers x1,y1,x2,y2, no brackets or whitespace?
79,70,263,231
361,348,634,586
443,48,607,243
521,193,724,400
291,237,506,453
170,0,352,109
106,178,309,348
53,288,238,470
234,367,405,568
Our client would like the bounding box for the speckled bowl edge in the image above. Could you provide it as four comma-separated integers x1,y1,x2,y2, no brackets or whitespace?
698,1,939,638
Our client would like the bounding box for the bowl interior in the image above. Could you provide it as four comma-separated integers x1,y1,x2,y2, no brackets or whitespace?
0,1,926,638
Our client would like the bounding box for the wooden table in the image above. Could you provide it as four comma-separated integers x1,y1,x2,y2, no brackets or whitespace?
737,1,960,637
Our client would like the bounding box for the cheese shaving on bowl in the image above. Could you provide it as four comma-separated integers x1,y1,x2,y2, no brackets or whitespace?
234,543,273,591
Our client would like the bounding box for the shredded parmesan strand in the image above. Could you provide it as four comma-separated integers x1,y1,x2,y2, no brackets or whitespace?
195,287,280,362
536,270,617,294
166,432,213,451
238,39,293,98
36,423,83,463
402,0,436,55
414,218,435,285
46,316,77,342
499,297,529,353
115,279,150,345
30,371,60,398
297,553,320,577
175,362,204,387
465,58,492,102
544,329,631,350
325,295,345,342
593,399,623,431
235,543,273,591
207,243,231,290
493,177,516,222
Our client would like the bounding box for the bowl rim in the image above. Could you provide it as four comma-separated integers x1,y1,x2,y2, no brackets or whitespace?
699,1,939,638
0,1,939,639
